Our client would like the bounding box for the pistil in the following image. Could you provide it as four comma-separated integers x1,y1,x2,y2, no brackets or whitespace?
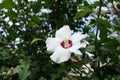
64,38,69,48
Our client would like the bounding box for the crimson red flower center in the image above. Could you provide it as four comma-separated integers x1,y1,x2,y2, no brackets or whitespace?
61,40,73,49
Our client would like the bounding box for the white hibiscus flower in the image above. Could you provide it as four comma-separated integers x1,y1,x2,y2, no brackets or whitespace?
46,25,87,64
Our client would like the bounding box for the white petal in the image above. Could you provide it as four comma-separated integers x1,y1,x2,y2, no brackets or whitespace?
46,38,61,52
68,42,86,52
70,32,87,43
50,46,71,63
74,50,82,55
55,25,72,40
85,52,94,57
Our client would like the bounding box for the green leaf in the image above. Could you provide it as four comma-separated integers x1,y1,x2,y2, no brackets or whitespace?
30,0,42,13
74,6,92,20
14,65,22,74
98,19,111,43
6,10,18,19
103,39,118,47
97,18,111,28
14,61,31,80
19,65,31,80
0,0,15,9
115,36,120,44
39,77,47,80
31,38,42,45
86,45,95,52
112,18,120,26
32,16,41,24
51,74,59,80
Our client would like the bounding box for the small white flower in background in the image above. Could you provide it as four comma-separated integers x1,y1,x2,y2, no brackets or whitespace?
108,31,119,38
95,1,120,15
109,1,120,13
68,63,93,77
46,25,87,64
100,7,110,14
96,6,110,15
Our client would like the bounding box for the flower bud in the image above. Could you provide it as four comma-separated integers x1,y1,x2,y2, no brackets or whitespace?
96,6,110,15
7,67,14,75
109,1,120,13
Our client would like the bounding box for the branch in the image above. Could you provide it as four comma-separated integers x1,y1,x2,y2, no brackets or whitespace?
94,0,104,79
94,0,102,55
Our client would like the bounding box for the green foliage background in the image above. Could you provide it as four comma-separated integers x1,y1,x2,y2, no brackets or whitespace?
0,0,120,80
